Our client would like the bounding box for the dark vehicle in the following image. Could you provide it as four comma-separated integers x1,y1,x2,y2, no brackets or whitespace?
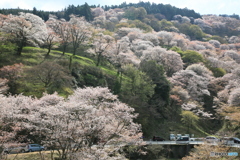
152,136,165,141
176,136,189,144
233,137,240,144
177,136,189,141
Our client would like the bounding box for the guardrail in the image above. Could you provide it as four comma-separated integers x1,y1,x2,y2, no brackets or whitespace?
146,141,204,145
145,141,240,147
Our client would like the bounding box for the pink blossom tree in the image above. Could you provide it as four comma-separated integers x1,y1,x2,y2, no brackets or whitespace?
0,63,23,94
0,78,8,94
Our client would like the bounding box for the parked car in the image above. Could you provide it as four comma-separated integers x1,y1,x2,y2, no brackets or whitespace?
205,136,219,143
4,146,25,154
152,136,165,141
170,134,176,141
176,136,189,144
24,144,45,152
3,143,27,154
4,144,45,154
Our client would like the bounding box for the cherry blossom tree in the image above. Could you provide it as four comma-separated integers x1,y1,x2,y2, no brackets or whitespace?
68,15,92,56
157,31,173,46
171,33,188,51
92,33,114,66
0,94,34,157
132,39,154,58
140,33,159,46
209,40,221,48
223,50,240,63
173,15,190,24
43,28,60,56
181,102,212,118
0,78,8,94
1,13,48,55
228,36,240,44
115,28,142,39
91,7,105,18
186,41,206,51
0,87,143,159
228,88,240,106
216,68,240,105
46,15,71,55
170,69,210,102
141,46,183,76
0,63,23,94
186,63,213,79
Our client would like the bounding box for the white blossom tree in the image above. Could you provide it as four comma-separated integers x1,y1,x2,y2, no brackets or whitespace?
141,46,183,76
92,33,114,66
68,15,92,55
223,50,240,63
46,15,71,55
1,13,48,55
170,69,210,102
228,88,240,106
181,102,212,118
186,63,213,79
209,40,221,48
43,27,61,56
157,31,173,46
0,87,143,160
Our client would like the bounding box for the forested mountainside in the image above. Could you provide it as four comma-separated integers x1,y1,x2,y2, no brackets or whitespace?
1,1,240,159
0,2,201,21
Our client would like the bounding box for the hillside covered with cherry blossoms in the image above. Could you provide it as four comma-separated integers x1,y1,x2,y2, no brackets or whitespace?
1,2,240,159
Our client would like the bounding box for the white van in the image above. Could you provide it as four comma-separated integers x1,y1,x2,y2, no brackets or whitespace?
170,134,176,141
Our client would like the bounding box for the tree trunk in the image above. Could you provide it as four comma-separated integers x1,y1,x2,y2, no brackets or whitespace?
96,52,102,66
17,45,23,56
62,43,68,55
69,55,73,70
73,48,77,56
46,45,51,56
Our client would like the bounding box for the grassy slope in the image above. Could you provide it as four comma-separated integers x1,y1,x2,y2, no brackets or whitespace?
0,47,120,97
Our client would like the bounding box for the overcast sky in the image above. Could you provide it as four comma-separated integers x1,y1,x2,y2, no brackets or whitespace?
0,0,239,15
